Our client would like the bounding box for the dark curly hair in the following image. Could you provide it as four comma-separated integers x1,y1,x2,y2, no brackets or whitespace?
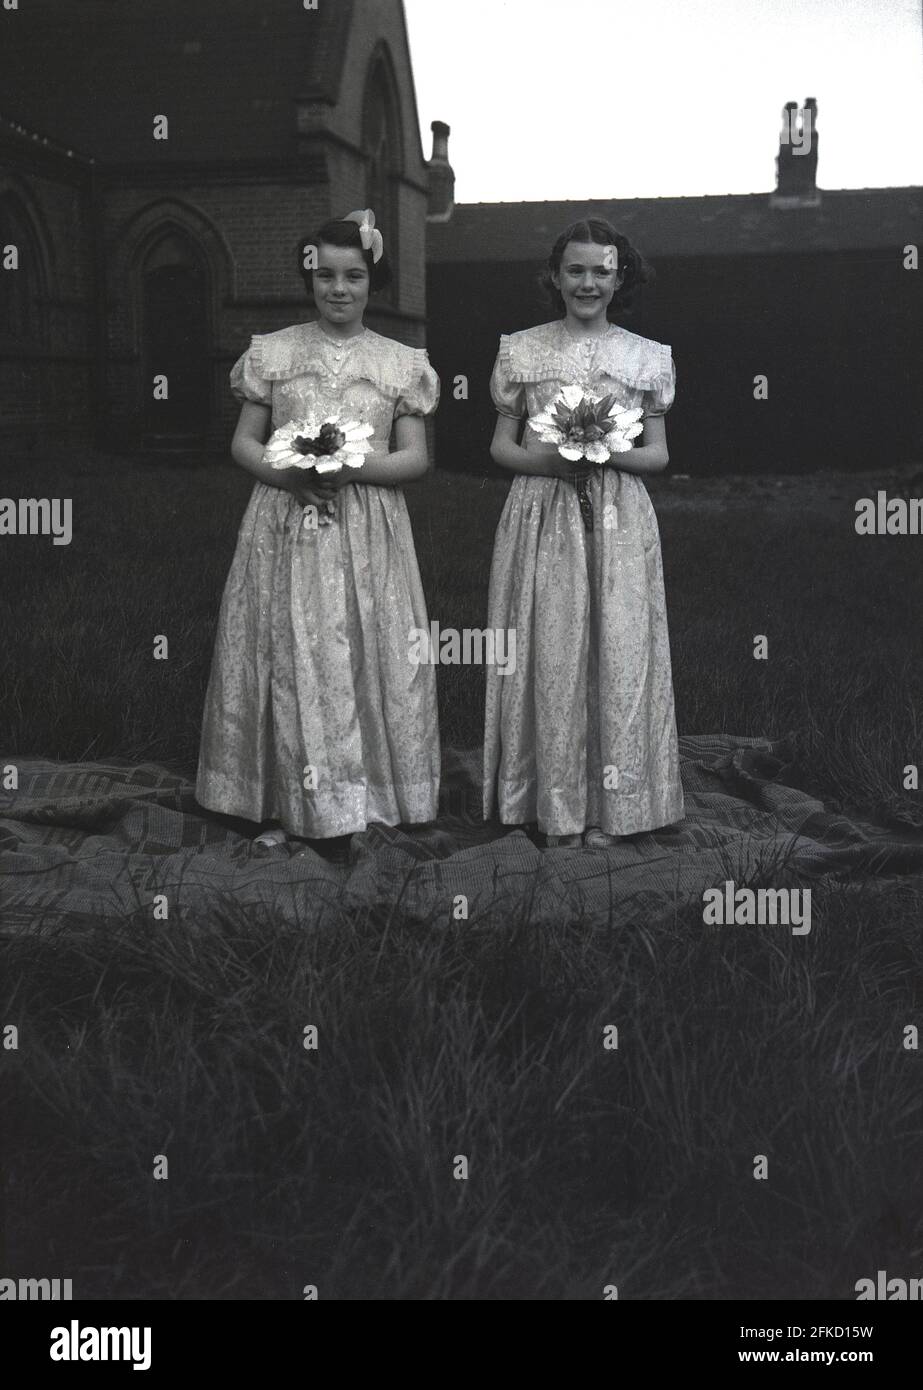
297,218,393,297
540,218,653,319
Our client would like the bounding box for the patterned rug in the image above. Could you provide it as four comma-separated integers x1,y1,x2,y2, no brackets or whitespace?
3,735,923,933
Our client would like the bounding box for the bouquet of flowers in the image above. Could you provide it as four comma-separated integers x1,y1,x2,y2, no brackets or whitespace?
529,386,644,531
264,416,374,529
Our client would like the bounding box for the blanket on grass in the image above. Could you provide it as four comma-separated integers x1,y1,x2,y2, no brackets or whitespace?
3,736,923,934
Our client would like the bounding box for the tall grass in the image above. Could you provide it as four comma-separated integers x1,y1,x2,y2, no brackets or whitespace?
4,876,922,1299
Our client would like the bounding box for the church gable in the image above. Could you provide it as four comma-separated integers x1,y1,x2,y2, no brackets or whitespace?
0,0,430,448
0,0,357,165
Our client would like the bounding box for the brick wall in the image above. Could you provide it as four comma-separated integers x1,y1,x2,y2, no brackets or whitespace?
0,0,432,452
0,133,95,440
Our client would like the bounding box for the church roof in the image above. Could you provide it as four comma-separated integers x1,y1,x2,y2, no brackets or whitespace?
0,0,355,164
428,188,923,261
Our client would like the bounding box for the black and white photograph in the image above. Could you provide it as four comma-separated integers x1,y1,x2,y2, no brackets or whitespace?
1,0,922,1340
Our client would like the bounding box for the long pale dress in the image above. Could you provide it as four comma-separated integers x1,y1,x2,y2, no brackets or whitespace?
196,321,441,838
482,319,685,838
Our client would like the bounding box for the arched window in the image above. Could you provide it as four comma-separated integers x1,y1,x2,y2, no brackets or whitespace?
361,50,403,302
140,228,210,439
0,193,45,345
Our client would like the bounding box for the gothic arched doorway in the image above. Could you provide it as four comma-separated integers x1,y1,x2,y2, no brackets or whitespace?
141,231,210,444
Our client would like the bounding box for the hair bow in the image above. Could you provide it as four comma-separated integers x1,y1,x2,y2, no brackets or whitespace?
343,209,384,264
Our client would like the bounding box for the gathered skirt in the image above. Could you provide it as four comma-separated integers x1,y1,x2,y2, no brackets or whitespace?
483,467,685,837
196,481,440,837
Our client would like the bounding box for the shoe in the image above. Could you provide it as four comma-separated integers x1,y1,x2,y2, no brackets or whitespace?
584,827,620,849
251,827,289,852
546,833,583,848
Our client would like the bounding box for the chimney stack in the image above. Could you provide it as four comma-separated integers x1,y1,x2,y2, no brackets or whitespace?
773,97,820,205
427,120,455,222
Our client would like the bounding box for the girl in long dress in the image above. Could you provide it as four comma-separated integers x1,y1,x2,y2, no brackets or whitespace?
483,217,685,849
196,211,440,849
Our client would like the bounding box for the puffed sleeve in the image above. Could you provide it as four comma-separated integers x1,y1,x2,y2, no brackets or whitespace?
229,341,272,406
394,352,441,418
641,352,676,417
489,335,526,419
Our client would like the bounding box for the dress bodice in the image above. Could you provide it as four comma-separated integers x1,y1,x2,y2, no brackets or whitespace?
230,321,440,447
490,319,675,428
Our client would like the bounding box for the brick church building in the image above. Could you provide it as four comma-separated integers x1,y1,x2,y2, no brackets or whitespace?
0,0,430,450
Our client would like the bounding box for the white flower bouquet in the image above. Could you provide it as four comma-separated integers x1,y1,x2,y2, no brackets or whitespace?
530,386,644,531
264,416,374,528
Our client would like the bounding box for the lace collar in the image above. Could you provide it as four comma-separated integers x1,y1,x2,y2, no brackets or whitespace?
250,321,428,398
502,319,671,389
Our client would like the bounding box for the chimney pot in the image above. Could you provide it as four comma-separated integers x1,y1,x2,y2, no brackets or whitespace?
773,97,820,205
431,121,451,162
427,120,455,221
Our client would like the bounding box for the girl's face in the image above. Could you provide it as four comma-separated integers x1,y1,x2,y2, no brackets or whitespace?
553,241,623,324
313,243,370,329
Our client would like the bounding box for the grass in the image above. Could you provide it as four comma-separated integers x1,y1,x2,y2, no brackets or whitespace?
4,880,923,1299
2,448,923,1299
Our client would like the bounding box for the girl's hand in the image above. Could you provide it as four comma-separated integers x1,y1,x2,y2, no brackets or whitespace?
545,453,596,483
523,432,594,482
312,463,360,493
281,470,335,508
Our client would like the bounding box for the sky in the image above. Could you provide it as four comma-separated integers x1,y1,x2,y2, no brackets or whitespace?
404,0,923,202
